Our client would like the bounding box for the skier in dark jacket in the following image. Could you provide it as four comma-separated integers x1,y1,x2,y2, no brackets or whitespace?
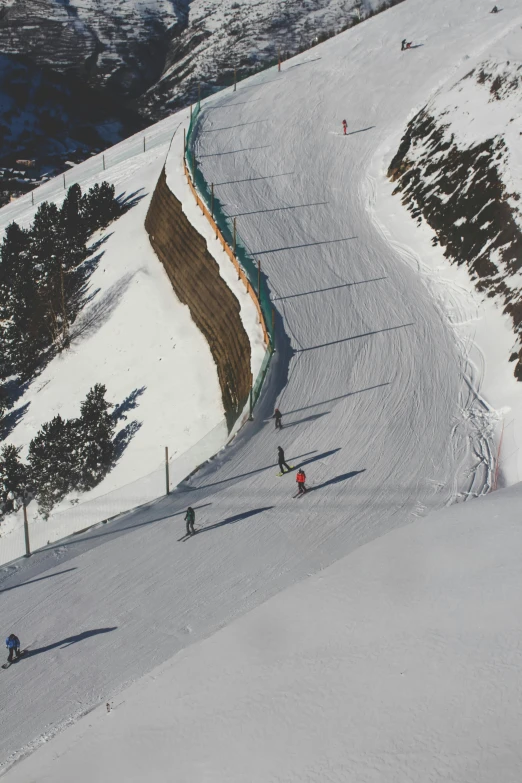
6,634,21,663
185,507,195,536
401,38,407,50
274,408,283,430
278,446,291,474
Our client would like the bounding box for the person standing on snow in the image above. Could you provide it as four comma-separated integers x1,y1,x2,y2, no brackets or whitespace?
5,634,21,663
274,408,283,430
278,446,291,474
401,38,407,50
342,119,348,135
296,469,307,495
185,507,196,536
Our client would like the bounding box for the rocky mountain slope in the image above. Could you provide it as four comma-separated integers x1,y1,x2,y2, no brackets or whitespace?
388,32,522,378
0,0,382,187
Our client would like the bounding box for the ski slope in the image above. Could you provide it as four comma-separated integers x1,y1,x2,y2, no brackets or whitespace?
2,0,521,773
6,482,522,783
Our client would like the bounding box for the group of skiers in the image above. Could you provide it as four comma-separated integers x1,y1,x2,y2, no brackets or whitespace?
181,408,308,538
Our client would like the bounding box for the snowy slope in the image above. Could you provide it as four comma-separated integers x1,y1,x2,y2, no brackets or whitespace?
6,482,522,783
1,0,521,772
142,0,379,113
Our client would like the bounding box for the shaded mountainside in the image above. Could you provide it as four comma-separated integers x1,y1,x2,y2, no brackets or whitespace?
388,58,522,378
0,54,145,169
0,0,384,184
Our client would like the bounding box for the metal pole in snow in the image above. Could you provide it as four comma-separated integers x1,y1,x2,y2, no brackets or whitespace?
165,447,170,495
23,497,31,557
143,137,146,153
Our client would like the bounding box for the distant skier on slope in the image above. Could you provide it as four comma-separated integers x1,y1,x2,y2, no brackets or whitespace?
274,408,283,430
490,5,499,12
401,38,407,50
5,634,21,663
278,446,292,474
296,469,307,495
185,507,195,536
342,119,347,135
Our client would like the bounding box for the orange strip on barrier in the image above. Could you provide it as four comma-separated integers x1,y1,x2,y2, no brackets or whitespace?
183,156,271,347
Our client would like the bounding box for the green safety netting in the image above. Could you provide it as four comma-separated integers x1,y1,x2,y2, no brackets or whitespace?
185,101,274,414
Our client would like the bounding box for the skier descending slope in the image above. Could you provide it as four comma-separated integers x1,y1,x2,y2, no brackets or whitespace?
3,634,23,668
295,469,307,496
185,507,196,536
274,408,283,430
277,446,292,475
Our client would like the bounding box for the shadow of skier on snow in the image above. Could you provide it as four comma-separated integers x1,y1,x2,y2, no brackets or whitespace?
307,469,366,492
27,627,117,656
198,506,274,535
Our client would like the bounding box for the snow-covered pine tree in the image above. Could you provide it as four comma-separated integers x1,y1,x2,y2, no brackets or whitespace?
0,221,45,378
81,182,121,233
60,184,89,270
30,201,74,349
0,443,28,517
76,383,115,491
28,414,79,518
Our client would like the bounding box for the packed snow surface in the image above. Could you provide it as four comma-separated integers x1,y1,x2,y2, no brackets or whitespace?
5,482,522,783
1,0,522,776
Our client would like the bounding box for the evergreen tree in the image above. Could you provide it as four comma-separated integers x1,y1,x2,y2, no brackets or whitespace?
60,184,89,269
28,414,79,517
81,182,121,233
0,444,28,516
76,383,115,491
0,221,45,378
30,201,72,348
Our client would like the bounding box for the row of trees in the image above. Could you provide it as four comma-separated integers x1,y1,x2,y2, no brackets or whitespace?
0,181,121,381
0,384,115,519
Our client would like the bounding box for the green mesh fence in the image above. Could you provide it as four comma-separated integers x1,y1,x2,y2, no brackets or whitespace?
185,102,274,414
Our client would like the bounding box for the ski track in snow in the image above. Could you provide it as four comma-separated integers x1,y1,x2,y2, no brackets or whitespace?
1,0,520,769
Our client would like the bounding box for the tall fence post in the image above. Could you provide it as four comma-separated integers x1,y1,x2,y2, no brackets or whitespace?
23,498,31,557
165,447,170,495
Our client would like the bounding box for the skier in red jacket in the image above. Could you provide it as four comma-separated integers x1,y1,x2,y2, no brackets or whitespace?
342,119,347,135
296,469,307,495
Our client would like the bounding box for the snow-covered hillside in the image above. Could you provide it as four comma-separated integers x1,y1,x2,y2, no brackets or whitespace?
0,114,257,558
6,482,522,783
141,0,380,114
1,0,522,776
